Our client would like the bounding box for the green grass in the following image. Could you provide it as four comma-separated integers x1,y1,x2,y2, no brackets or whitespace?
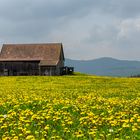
0,75,140,139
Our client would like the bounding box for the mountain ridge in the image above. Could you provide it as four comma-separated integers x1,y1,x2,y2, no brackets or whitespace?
65,57,140,77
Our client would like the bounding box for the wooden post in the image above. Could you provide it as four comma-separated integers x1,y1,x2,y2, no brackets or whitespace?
49,67,52,76
39,66,41,75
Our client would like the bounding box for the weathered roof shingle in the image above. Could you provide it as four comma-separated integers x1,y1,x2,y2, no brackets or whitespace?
0,43,64,65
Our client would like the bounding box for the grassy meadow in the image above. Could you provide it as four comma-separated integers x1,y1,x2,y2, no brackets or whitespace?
0,74,140,139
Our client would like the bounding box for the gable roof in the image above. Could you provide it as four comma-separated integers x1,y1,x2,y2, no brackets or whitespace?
0,43,64,65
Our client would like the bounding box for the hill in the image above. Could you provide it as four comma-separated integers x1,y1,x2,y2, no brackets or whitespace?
65,57,140,76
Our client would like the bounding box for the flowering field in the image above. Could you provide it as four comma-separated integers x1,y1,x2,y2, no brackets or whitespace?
0,75,140,139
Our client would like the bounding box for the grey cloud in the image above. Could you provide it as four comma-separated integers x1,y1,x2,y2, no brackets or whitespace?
117,19,140,48
0,0,140,60
1,0,140,21
99,0,140,18
85,24,119,44
85,18,140,49
0,0,97,40
0,0,96,21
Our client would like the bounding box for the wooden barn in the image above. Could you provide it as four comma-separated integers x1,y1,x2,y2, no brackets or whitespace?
0,43,65,76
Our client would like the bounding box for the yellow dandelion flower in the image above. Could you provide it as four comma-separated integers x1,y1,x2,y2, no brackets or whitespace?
44,125,50,130
26,135,35,140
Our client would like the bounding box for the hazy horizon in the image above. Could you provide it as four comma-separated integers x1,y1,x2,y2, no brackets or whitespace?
66,57,140,61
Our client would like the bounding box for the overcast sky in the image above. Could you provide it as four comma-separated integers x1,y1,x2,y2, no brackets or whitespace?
0,0,140,60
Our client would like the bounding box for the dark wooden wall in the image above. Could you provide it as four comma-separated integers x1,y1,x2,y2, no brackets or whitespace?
0,60,64,76
0,61,39,76
40,66,57,76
